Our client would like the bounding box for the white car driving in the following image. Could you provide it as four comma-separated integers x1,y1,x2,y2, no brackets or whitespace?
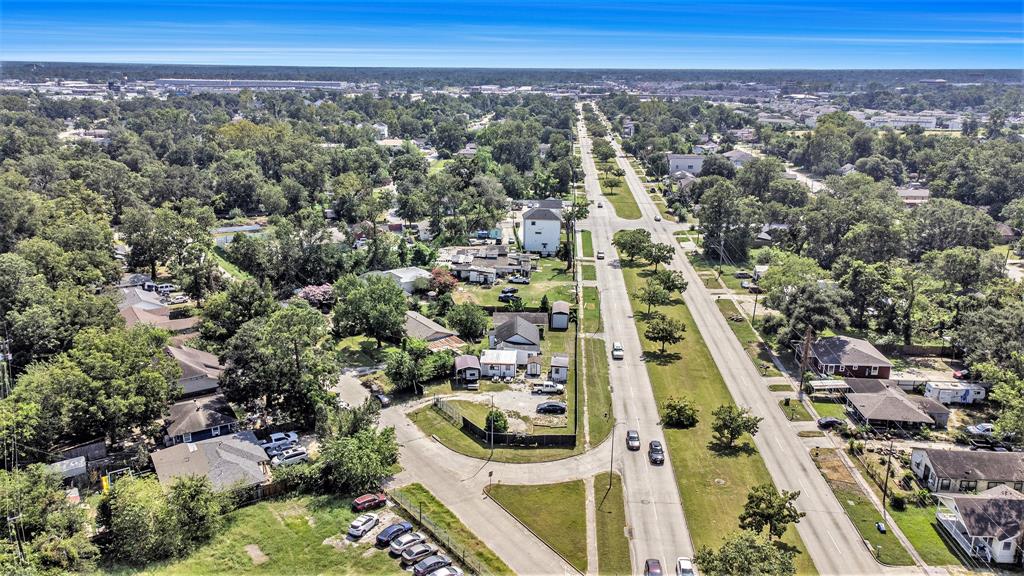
611,342,625,360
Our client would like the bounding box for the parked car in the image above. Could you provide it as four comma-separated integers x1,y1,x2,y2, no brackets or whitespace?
375,521,413,547
675,557,696,576
401,543,437,566
953,367,972,380
498,293,522,304
413,554,452,576
967,423,996,436
537,401,568,415
389,531,426,555
740,280,752,289
427,567,464,576
533,381,565,394
734,271,753,279
611,342,624,360
648,440,665,465
352,493,387,511
597,202,604,208
508,275,530,284
500,287,519,294
644,559,664,576
347,513,379,539
156,283,177,295
259,431,298,449
373,393,391,407
626,429,641,451
596,250,605,259
817,417,845,430
271,447,309,467
654,215,662,222
747,284,762,294
168,295,190,305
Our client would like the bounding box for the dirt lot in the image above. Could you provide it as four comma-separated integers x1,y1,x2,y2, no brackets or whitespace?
889,355,960,381
450,378,568,432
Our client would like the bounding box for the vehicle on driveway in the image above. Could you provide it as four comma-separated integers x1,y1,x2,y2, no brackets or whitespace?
596,250,605,259
611,341,624,360
533,381,565,394
508,275,530,284
375,521,413,547
734,271,753,279
373,392,391,407
648,440,665,465
168,295,190,305
352,493,387,511
644,558,664,576
537,401,567,415
270,446,309,467
389,531,425,554
954,367,972,380
500,287,519,294
675,557,696,576
259,431,299,454
401,543,437,566
497,293,522,304
626,429,641,451
967,423,996,436
347,513,379,539
817,417,845,430
413,554,452,576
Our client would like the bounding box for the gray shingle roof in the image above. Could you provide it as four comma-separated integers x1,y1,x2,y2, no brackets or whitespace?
551,301,570,315
952,485,1024,541
523,207,561,222
811,336,891,368
924,449,1024,482
151,431,267,491
165,394,237,437
847,391,934,425
493,316,540,346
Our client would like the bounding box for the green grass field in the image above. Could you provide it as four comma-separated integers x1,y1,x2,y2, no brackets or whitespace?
715,300,782,377
686,252,751,291
455,257,574,308
105,496,404,575
581,230,594,257
392,484,513,575
594,472,631,576
486,480,588,573
618,259,816,575
779,398,812,421
595,161,641,220
811,399,848,420
810,449,915,566
335,334,399,368
582,286,602,333
585,337,613,446
582,263,597,281
211,247,252,281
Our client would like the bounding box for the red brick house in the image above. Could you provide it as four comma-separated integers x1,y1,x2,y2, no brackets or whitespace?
798,335,892,379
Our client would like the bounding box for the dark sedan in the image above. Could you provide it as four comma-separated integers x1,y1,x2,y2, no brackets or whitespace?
648,440,665,465
537,401,567,415
374,521,412,547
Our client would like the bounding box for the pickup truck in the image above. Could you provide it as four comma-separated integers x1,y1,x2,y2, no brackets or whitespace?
532,381,565,394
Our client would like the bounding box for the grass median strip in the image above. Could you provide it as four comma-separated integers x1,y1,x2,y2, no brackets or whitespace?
595,161,641,220
581,230,594,257
582,263,597,281
715,299,782,377
582,286,601,333
618,259,816,575
392,483,514,575
595,472,631,576
486,480,588,573
585,337,613,446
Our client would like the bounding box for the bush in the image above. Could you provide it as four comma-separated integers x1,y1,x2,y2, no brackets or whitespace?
486,409,509,433
757,314,785,336
889,494,907,511
663,396,699,428
914,489,933,507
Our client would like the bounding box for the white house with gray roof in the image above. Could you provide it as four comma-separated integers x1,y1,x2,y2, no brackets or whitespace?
522,207,561,256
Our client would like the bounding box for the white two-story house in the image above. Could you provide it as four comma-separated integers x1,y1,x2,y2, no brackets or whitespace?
522,207,561,256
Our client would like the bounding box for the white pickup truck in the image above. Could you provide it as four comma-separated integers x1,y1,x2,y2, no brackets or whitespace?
532,381,565,394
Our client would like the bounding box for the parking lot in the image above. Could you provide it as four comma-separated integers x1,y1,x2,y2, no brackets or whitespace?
448,378,569,432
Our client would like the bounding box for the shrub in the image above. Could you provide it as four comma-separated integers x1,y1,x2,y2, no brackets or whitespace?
757,314,785,336
663,396,700,428
486,409,509,433
889,494,907,511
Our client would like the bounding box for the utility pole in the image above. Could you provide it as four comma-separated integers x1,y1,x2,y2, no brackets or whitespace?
718,221,725,276
881,438,895,515
797,325,814,402
751,290,760,325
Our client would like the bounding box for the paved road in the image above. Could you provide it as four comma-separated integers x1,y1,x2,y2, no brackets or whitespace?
576,107,695,569
606,126,912,575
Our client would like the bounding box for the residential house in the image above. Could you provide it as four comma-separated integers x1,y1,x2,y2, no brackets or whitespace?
491,311,548,328
550,300,571,330
838,163,857,176
724,149,755,167
454,355,481,382
896,186,931,208
119,305,199,334
935,485,1024,564
404,311,465,352
839,378,949,428
667,153,704,176
163,394,239,446
911,448,1024,493
490,317,542,365
448,246,534,283
456,142,478,157
479,349,517,379
693,143,720,155
166,345,223,397
924,381,987,405
995,222,1021,245
621,116,635,138
550,354,569,383
522,207,562,256
754,223,791,247
526,354,542,377
797,335,892,379
117,272,153,289
365,266,431,294
119,286,165,311
151,431,269,491
372,122,389,139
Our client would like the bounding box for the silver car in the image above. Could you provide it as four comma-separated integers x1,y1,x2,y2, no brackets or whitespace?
389,531,426,555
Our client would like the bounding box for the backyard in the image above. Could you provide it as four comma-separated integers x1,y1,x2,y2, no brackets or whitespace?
453,257,574,309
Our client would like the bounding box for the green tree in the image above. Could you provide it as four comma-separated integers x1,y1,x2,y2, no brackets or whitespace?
645,313,686,352
739,484,806,541
446,302,489,341
663,396,699,428
166,475,225,552
645,242,675,271
333,274,408,346
317,427,400,493
922,246,1003,294
199,279,277,345
650,269,689,297
695,530,795,576
612,229,653,263
635,281,671,315
105,476,178,564
699,154,737,179
486,409,509,433
698,180,759,262
711,404,763,450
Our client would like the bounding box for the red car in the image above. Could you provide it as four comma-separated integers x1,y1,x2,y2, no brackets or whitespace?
352,493,387,511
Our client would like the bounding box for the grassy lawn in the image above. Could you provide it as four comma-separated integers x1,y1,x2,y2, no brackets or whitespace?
582,286,602,333
211,247,252,281
618,259,816,575
810,399,848,420
779,399,812,422
715,300,782,377
455,257,574,308
686,252,750,291
392,483,513,575
335,334,397,368
849,453,964,566
452,399,534,433
585,337,613,446
769,384,794,392
106,496,404,575
582,263,597,281
486,480,588,573
429,158,452,174
594,472,631,576
595,162,641,220
810,449,915,566
581,230,594,257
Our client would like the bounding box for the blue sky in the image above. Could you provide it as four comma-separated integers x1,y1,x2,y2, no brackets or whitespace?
2,0,1022,68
